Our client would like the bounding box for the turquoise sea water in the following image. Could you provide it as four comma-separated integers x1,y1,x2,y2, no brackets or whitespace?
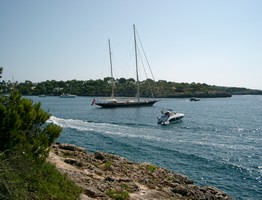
29,95,262,200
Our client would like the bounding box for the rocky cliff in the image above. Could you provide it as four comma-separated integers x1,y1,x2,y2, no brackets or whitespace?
48,143,233,200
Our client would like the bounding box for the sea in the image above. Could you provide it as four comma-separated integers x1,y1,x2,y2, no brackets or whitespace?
27,95,262,200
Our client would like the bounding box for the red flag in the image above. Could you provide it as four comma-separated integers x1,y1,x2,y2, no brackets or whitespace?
91,99,96,106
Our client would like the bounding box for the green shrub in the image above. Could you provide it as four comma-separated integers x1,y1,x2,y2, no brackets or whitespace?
0,90,62,162
145,164,158,172
106,189,129,200
104,161,113,169
121,183,129,190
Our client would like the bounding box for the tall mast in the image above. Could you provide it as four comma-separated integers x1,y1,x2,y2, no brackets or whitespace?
133,24,140,102
108,39,114,97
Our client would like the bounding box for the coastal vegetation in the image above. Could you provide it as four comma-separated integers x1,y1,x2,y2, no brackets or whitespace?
2,78,262,98
0,67,82,199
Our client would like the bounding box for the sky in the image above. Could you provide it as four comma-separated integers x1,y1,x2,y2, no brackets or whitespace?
1,0,262,90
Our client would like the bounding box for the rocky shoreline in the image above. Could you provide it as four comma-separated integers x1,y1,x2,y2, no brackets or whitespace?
48,143,233,200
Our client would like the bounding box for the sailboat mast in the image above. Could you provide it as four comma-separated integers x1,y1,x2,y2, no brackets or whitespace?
108,39,114,97
133,24,140,102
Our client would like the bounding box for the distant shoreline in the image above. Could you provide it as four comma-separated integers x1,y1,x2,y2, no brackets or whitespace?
23,93,262,98
5,79,262,97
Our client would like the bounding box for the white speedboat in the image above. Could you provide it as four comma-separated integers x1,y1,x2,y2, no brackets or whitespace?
157,109,184,125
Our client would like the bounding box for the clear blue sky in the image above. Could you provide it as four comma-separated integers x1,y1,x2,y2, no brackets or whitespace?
1,0,262,89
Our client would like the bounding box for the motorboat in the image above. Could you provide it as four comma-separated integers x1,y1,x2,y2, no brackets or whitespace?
157,109,184,125
190,97,200,101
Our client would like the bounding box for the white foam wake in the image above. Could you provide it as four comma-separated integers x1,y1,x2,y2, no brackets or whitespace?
47,116,168,143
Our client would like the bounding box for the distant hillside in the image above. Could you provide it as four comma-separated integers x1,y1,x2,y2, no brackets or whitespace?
2,78,261,97
224,87,262,95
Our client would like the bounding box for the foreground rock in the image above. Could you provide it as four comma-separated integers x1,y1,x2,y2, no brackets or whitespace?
48,143,233,200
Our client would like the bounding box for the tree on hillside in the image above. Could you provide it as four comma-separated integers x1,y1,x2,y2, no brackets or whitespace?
0,89,62,162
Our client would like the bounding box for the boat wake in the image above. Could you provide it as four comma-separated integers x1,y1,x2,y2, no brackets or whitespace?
48,116,168,143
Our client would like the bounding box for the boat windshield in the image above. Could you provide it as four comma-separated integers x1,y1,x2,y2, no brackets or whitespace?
159,115,169,122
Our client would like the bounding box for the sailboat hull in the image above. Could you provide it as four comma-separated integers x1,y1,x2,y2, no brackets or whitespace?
95,99,158,108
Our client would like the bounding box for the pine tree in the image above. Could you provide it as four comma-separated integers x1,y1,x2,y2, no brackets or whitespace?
0,90,62,162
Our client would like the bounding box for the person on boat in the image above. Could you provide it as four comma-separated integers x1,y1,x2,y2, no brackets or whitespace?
165,111,170,117
91,99,96,106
